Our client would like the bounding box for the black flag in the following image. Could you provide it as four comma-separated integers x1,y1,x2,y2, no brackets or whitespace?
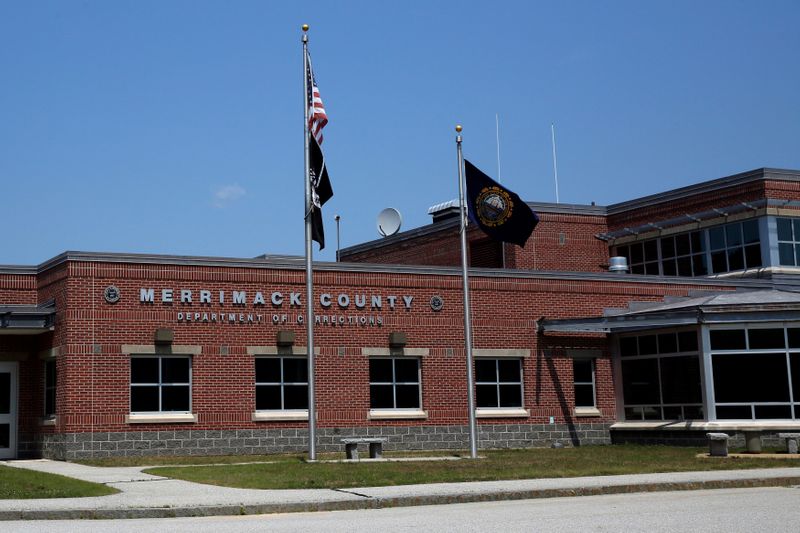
465,159,538,247
309,132,333,249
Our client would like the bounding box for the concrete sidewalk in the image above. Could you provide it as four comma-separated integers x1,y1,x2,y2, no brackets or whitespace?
2,459,800,520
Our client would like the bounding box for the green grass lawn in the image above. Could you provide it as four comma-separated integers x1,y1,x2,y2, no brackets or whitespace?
0,465,118,499
141,445,800,490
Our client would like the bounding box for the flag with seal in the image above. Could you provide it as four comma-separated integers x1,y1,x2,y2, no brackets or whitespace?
464,159,538,247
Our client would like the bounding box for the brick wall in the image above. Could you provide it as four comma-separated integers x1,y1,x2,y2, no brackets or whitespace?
2,256,733,457
342,212,610,273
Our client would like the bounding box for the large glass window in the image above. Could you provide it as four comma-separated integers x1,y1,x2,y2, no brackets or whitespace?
619,330,703,421
44,359,57,417
614,219,761,277
369,358,421,409
130,356,191,413
777,218,800,266
475,359,523,408
573,359,596,408
255,357,308,411
710,325,800,420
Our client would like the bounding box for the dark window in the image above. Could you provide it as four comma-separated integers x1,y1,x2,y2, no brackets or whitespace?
476,359,523,408
619,336,638,357
0,373,9,415
777,218,800,267
369,358,421,409
622,359,660,405
709,329,746,350
660,356,702,404
657,333,678,354
255,357,308,410
44,359,57,417
678,331,698,352
712,353,789,403
638,335,657,355
620,330,702,421
130,357,191,413
748,328,785,350
573,359,596,408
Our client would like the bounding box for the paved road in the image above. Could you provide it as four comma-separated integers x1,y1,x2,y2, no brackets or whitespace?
8,487,800,532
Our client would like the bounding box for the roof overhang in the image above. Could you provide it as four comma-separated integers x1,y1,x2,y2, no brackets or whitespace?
0,302,56,335
538,307,800,334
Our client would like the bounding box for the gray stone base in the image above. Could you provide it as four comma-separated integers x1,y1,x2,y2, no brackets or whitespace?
40,422,612,460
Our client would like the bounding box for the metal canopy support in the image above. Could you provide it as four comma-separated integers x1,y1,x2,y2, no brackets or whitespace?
539,309,800,334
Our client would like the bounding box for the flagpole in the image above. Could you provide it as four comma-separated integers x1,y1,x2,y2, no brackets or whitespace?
302,24,317,461
455,124,479,459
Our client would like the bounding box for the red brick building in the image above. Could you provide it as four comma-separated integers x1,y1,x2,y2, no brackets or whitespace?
2,167,800,459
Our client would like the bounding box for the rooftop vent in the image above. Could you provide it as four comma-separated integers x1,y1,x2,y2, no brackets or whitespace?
608,256,629,273
427,200,460,223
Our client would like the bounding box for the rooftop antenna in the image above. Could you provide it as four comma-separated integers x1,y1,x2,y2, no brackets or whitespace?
551,123,560,203
377,207,402,237
495,113,501,180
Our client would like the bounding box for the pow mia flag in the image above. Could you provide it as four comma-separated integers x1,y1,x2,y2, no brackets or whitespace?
465,159,538,247
309,132,333,249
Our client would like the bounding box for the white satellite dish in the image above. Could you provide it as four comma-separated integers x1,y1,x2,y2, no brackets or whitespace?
377,207,402,237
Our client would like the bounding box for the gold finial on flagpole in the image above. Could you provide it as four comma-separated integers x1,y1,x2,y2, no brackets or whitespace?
302,24,309,32
455,124,463,132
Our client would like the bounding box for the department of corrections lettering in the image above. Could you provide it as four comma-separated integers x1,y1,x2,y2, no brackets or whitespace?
175,311,384,327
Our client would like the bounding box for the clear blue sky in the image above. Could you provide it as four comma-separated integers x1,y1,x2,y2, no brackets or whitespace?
2,1,799,265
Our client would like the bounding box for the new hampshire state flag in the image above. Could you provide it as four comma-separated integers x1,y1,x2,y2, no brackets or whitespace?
464,159,538,247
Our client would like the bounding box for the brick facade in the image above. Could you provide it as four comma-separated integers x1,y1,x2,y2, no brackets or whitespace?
1,253,735,459
4,167,800,458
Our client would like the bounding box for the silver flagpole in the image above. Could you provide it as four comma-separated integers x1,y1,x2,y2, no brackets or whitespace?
302,24,317,461
455,125,478,459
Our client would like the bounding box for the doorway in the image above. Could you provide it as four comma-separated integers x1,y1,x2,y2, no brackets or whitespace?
0,362,18,459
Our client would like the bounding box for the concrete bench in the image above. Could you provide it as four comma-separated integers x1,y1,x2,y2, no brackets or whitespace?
777,433,800,454
341,437,388,460
707,432,730,457
742,430,763,453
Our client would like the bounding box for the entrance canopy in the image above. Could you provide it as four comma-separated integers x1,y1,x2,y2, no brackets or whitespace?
538,289,800,333
0,301,55,335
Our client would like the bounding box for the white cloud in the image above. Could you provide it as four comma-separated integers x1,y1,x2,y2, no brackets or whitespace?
212,184,246,208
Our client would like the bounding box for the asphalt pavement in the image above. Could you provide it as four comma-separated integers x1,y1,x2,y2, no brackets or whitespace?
2,459,800,520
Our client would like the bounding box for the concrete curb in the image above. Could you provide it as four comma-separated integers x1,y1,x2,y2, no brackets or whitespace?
2,475,800,521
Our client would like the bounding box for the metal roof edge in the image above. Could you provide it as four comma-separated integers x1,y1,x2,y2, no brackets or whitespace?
340,219,460,256
0,265,38,275
0,250,786,289
607,168,800,216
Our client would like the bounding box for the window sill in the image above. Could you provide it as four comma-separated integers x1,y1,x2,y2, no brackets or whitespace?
574,407,602,418
476,408,530,418
368,409,428,420
125,413,197,424
252,410,309,422
40,416,57,426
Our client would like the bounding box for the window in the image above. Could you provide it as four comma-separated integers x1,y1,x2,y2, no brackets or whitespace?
619,330,703,421
708,220,761,273
44,359,57,417
614,219,761,277
573,359,596,408
255,357,308,410
130,356,191,413
475,359,523,408
710,325,800,420
369,358,420,409
777,218,800,266
659,231,707,277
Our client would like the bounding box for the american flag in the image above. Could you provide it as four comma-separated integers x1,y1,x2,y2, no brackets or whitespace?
306,50,328,144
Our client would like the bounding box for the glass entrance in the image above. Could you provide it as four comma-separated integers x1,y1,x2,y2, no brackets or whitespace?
0,362,17,459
